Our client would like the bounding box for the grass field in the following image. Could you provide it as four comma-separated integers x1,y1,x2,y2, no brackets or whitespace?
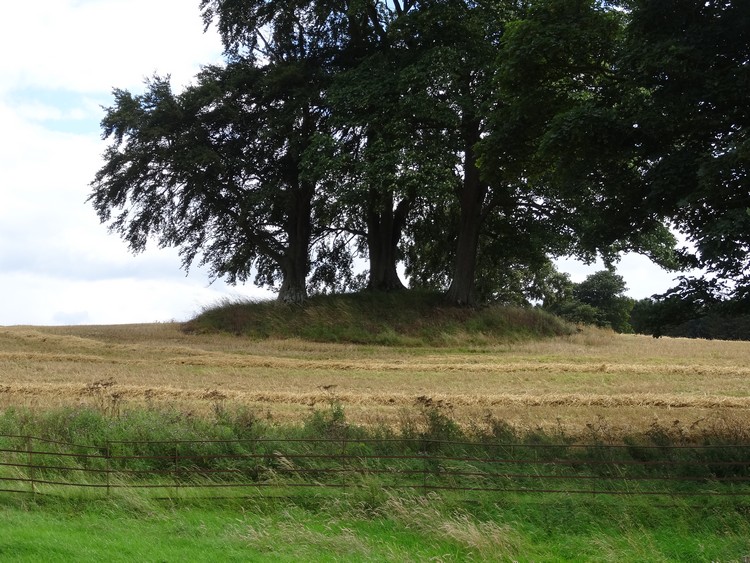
1,321,749,438
2,312,750,560
1,493,747,562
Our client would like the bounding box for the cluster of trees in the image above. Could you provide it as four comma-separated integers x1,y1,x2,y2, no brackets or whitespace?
539,267,750,340
543,270,635,333
90,0,749,320
631,282,750,340
544,268,750,340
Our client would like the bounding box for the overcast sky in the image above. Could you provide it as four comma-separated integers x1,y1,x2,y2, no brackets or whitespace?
0,0,682,326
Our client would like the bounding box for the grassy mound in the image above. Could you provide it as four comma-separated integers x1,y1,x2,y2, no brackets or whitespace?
183,290,572,345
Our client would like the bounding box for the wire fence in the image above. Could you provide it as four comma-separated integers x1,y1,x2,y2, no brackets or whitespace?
2,434,750,500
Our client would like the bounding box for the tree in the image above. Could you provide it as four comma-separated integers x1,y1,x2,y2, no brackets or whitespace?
527,0,750,323
573,270,634,332
500,0,749,308
484,0,681,272
376,0,569,305
318,28,453,292
91,1,343,304
90,65,324,304
630,278,750,340
408,0,677,306
313,1,504,297
420,1,513,305
545,270,634,332
91,0,724,309
194,0,448,295
619,0,750,305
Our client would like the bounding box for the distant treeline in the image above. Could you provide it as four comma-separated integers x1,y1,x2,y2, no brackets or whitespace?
543,270,750,341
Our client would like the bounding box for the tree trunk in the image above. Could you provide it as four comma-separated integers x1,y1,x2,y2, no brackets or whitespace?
366,187,409,291
446,116,486,306
278,273,308,304
278,179,314,304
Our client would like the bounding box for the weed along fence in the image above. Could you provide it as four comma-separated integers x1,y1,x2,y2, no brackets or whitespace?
2,434,750,501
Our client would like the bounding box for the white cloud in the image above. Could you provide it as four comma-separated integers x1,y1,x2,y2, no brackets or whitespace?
0,0,222,94
2,272,267,326
0,1,276,326
0,107,272,325
0,97,273,325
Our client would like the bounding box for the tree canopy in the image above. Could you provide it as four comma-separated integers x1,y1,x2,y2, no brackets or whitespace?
89,0,748,317
622,0,750,305
543,269,635,332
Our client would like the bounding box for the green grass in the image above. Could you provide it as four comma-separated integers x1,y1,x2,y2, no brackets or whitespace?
0,496,491,562
2,405,750,560
183,290,573,345
2,489,749,561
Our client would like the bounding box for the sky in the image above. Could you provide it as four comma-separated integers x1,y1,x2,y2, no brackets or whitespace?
0,0,683,326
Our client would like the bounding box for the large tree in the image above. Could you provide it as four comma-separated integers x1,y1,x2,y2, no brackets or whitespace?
478,0,680,289
495,0,748,307
414,1,511,305
335,0,527,304
314,1,460,293
318,32,427,292
91,0,719,309
91,1,339,303
405,0,677,304
621,0,750,304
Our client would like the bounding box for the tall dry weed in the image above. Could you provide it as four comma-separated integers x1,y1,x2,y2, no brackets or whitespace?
381,493,521,559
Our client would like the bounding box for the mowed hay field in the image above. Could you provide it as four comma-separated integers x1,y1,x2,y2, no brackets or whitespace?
1,322,750,437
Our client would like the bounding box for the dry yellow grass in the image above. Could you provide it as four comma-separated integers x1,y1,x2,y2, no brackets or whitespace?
1,323,749,436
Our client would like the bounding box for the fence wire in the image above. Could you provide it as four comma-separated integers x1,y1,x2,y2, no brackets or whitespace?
1,434,749,500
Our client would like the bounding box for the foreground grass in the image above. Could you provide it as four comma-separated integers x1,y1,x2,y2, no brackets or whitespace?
1,406,750,560
3,496,489,562
2,296,750,558
2,497,457,562
2,489,749,561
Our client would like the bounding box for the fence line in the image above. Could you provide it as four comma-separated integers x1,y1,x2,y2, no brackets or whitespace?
1,434,749,500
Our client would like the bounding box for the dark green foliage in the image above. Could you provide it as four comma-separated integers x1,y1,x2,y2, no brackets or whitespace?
495,0,749,319
89,63,322,304
621,0,750,297
184,290,573,344
629,293,701,338
545,270,635,332
89,0,748,319
486,0,681,271
549,300,603,327
631,285,750,340
572,270,635,332
664,315,750,341
302,401,350,441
